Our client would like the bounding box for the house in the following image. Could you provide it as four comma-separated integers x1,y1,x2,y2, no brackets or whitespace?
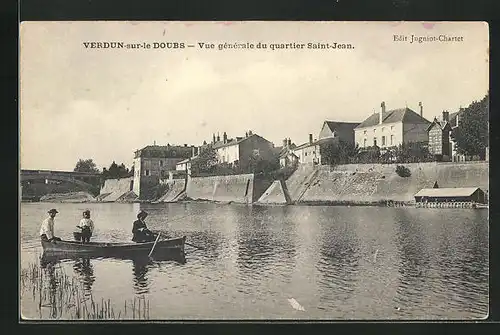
448,108,466,162
292,134,322,165
318,121,360,143
292,120,360,165
277,138,298,168
354,101,431,149
414,187,486,204
209,131,275,170
132,144,195,197
427,111,452,161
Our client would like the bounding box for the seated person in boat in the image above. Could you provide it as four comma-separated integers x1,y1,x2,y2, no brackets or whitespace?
40,209,62,243
77,209,95,243
132,210,157,243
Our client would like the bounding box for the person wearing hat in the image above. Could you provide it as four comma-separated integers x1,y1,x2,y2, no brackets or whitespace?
40,209,62,243
132,210,156,242
76,209,95,243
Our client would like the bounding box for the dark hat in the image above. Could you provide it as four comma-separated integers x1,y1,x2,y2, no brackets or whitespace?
137,210,148,218
48,209,59,214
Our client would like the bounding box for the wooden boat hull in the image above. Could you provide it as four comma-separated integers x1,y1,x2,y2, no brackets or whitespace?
41,236,186,258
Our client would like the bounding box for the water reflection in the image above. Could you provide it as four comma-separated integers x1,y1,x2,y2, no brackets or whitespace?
72,258,96,295
394,209,429,307
22,203,489,319
132,257,150,294
235,206,297,295
316,216,360,305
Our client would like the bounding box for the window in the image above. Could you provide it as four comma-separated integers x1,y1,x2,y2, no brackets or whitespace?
373,138,377,146
363,139,367,147
391,126,394,131
305,152,308,157
382,136,386,146
373,129,376,133
159,160,163,167
390,135,394,145
363,130,367,135
144,169,150,176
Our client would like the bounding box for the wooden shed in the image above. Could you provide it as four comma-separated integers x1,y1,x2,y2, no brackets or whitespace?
414,187,486,204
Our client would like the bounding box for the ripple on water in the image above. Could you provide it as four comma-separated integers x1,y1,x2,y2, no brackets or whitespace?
20,203,489,319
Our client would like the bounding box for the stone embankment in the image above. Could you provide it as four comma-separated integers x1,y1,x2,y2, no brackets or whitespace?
157,179,186,203
185,173,272,204
256,161,488,206
39,191,96,203
97,177,137,202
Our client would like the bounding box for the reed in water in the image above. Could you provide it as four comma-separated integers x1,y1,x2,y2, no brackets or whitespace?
20,257,151,320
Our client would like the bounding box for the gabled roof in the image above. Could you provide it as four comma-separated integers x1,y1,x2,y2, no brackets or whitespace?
212,133,271,150
293,137,336,151
414,187,483,198
278,146,298,158
355,108,430,129
427,118,452,132
323,121,360,132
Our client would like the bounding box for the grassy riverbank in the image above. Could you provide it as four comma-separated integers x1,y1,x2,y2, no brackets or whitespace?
20,256,151,320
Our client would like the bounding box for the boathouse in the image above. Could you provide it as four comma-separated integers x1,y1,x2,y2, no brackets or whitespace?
414,187,486,204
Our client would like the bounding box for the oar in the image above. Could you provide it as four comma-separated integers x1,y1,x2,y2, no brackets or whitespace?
148,232,162,257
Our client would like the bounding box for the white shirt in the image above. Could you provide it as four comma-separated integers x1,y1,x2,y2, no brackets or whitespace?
40,217,55,239
78,218,94,233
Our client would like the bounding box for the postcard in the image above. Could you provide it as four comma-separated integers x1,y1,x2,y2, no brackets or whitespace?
20,21,489,320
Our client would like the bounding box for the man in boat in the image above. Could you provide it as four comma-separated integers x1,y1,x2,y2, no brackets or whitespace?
77,209,95,243
132,210,157,243
40,209,62,243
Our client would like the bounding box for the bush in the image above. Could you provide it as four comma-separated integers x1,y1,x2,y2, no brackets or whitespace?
395,165,411,177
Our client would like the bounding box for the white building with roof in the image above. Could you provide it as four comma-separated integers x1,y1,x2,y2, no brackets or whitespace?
354,101,431,149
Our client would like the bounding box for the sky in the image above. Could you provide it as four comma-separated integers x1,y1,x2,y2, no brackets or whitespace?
20,21,489,171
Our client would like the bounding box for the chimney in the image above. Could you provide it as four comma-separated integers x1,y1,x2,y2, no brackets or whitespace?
442,111,449,122
380,101,386,125
223,132,227,144
419,101,423,117
191,145,196,157
248,130,253,136
309,134,313,144
245,131,248,138
184,143,187,147
212,133,216,144
283,138,288,148
217,132,220,142
288,138,291,146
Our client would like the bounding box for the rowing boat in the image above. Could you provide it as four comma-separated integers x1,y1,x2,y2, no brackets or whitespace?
41,236,186,258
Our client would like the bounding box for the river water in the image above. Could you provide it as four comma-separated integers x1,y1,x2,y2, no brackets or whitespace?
19,202,488,320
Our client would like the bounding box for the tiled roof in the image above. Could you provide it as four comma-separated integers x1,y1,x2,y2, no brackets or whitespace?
414,187,482,198
212,134,271,149
355,108,430,129
294,137,336,151
324,121,360,132
134,145,193,158
427,118,451,132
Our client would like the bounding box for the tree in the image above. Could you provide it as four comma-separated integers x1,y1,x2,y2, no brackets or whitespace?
247,154,280,175
190,146,218,175
394,141,433,163
451,93,489,159
320,139,359,165
74,159,100,173
102,161,130,180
